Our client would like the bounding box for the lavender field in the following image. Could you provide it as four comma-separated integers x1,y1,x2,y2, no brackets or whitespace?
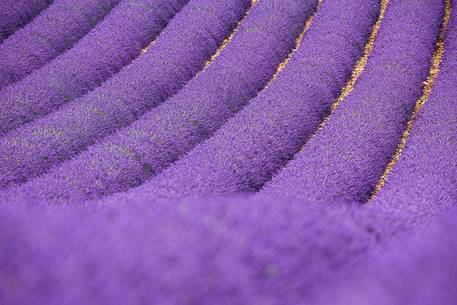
0,0,456,304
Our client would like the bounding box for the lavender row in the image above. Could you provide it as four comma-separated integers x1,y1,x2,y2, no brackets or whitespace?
8,0,318,204
0,0,51,42
0,0,120,90
262,0,445,204
372,0,457,221
0,195,406,305
103,0,380,202
0,0,188,135
0,0,251,189
1,189,436,305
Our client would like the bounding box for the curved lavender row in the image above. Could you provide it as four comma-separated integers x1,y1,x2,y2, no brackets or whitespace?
0,0,188,136
262,0,445,204
372,2,457,220
0,0,120,90
323,207,457,305
9,0,318,204
0,0,52,42
0,195,415,305
102,0,380,202
0,0,251,189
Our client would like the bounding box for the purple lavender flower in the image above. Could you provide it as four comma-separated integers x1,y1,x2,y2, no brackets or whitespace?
0,0,120,89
